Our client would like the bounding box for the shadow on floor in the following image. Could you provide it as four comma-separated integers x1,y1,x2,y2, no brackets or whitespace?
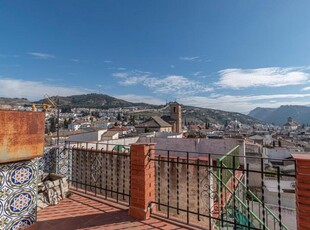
35,192,194,230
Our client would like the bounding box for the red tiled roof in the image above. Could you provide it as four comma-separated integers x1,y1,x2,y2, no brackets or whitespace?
109,126,130,131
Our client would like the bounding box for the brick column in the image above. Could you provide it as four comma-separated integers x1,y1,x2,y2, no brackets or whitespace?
292,154,310,229
129,143,156,220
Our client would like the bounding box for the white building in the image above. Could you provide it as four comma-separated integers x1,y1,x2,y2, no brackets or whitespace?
68,129,107,142
283,117,299,131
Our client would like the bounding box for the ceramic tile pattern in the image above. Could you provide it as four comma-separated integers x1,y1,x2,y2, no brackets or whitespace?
0,159,38,230
38,146,70,179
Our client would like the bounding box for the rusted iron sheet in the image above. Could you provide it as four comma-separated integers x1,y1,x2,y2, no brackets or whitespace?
0,110,45,163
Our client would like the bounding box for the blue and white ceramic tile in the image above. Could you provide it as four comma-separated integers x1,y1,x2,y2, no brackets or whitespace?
0,159,38,230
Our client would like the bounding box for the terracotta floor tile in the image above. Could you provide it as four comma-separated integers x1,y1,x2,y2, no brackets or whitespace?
34,192,198,230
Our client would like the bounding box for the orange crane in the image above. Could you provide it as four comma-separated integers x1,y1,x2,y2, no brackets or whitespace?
32,94,60,145
44,94,60,145
31,103,51,112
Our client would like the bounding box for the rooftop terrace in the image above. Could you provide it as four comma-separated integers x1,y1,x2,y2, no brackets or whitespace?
35,192,197,230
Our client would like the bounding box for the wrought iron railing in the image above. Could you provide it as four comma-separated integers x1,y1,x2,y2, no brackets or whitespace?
40,141,131,205
40,142,296,229
148,148,295,230
212,162,292,230
217,145,240,185
150,151,218,229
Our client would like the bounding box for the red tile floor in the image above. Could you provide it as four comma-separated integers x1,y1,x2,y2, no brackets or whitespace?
34,192,198,230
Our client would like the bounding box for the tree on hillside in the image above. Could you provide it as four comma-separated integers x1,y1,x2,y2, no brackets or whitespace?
117,112,122,121
81,110,90,117
61,106,72,113
91,111,100,118
49,116,57,133
129,115,136,125
64,118,69,129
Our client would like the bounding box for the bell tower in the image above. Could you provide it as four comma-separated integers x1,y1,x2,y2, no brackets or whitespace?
170,102,182,133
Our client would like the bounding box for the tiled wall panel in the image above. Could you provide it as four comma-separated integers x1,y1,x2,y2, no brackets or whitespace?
0,159,37,230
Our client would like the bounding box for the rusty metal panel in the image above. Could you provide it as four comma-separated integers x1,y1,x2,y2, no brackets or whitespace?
0,110,45,163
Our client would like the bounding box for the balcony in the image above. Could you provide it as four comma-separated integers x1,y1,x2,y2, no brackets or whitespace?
36,192,195,229
33,141,297,230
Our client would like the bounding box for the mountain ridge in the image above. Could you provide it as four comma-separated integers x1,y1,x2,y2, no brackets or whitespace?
35,93,158,109
248,105,310,125
1,93,262,125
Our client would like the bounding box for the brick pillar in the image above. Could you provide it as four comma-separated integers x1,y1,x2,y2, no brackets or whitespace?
292,154,310,229
129,143,156,220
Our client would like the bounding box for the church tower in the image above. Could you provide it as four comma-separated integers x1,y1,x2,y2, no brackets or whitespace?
170,102,182,133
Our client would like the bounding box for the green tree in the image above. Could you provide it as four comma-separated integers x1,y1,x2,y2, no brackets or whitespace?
130,115,136,125
49,116,57,133
68,117,73,124
64,118,69,129
61,106,72,113
81,110,90,117
91,111,100,118
205,119,210,129
117,112,122,121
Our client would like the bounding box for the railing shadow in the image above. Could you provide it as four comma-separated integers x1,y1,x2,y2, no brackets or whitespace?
35,191,196,230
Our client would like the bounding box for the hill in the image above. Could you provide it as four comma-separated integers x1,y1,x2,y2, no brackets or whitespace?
182,105,263,125
248,107,276,121
1,93,262,125
129,103,263,125
35,93,159,109
0,97,31,109
248,105,310,125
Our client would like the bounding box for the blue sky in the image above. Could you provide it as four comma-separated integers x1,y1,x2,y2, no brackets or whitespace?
1,0,310,113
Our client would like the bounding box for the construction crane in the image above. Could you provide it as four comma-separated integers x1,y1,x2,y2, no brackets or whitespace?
44,94,58,109
32,94,60,145
31,103,51,112
44,94,60,146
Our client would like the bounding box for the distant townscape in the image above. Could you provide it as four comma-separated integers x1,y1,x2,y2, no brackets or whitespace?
1,93,307,229
2,1,310,229
1,93,309,149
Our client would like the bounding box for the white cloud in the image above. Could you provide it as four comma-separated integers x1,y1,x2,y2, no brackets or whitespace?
219,93,310,102
179,56,199,61
217,67,309,89
28,52,55,59
179,93,310,113
115,94,165,105
193,71,202,76
104,60,112,64
70,59,80,63
119,75,148,86
113,72,129,78
301,86,310,91
0,77,91,100
113,72,213,95
170,65,175,68
144,75,213,95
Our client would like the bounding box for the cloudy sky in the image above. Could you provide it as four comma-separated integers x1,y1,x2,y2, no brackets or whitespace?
1,0,310,113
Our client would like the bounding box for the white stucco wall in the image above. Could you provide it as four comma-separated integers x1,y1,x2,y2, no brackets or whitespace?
137,137,245,161
68,130,107,142
265,148,300,160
